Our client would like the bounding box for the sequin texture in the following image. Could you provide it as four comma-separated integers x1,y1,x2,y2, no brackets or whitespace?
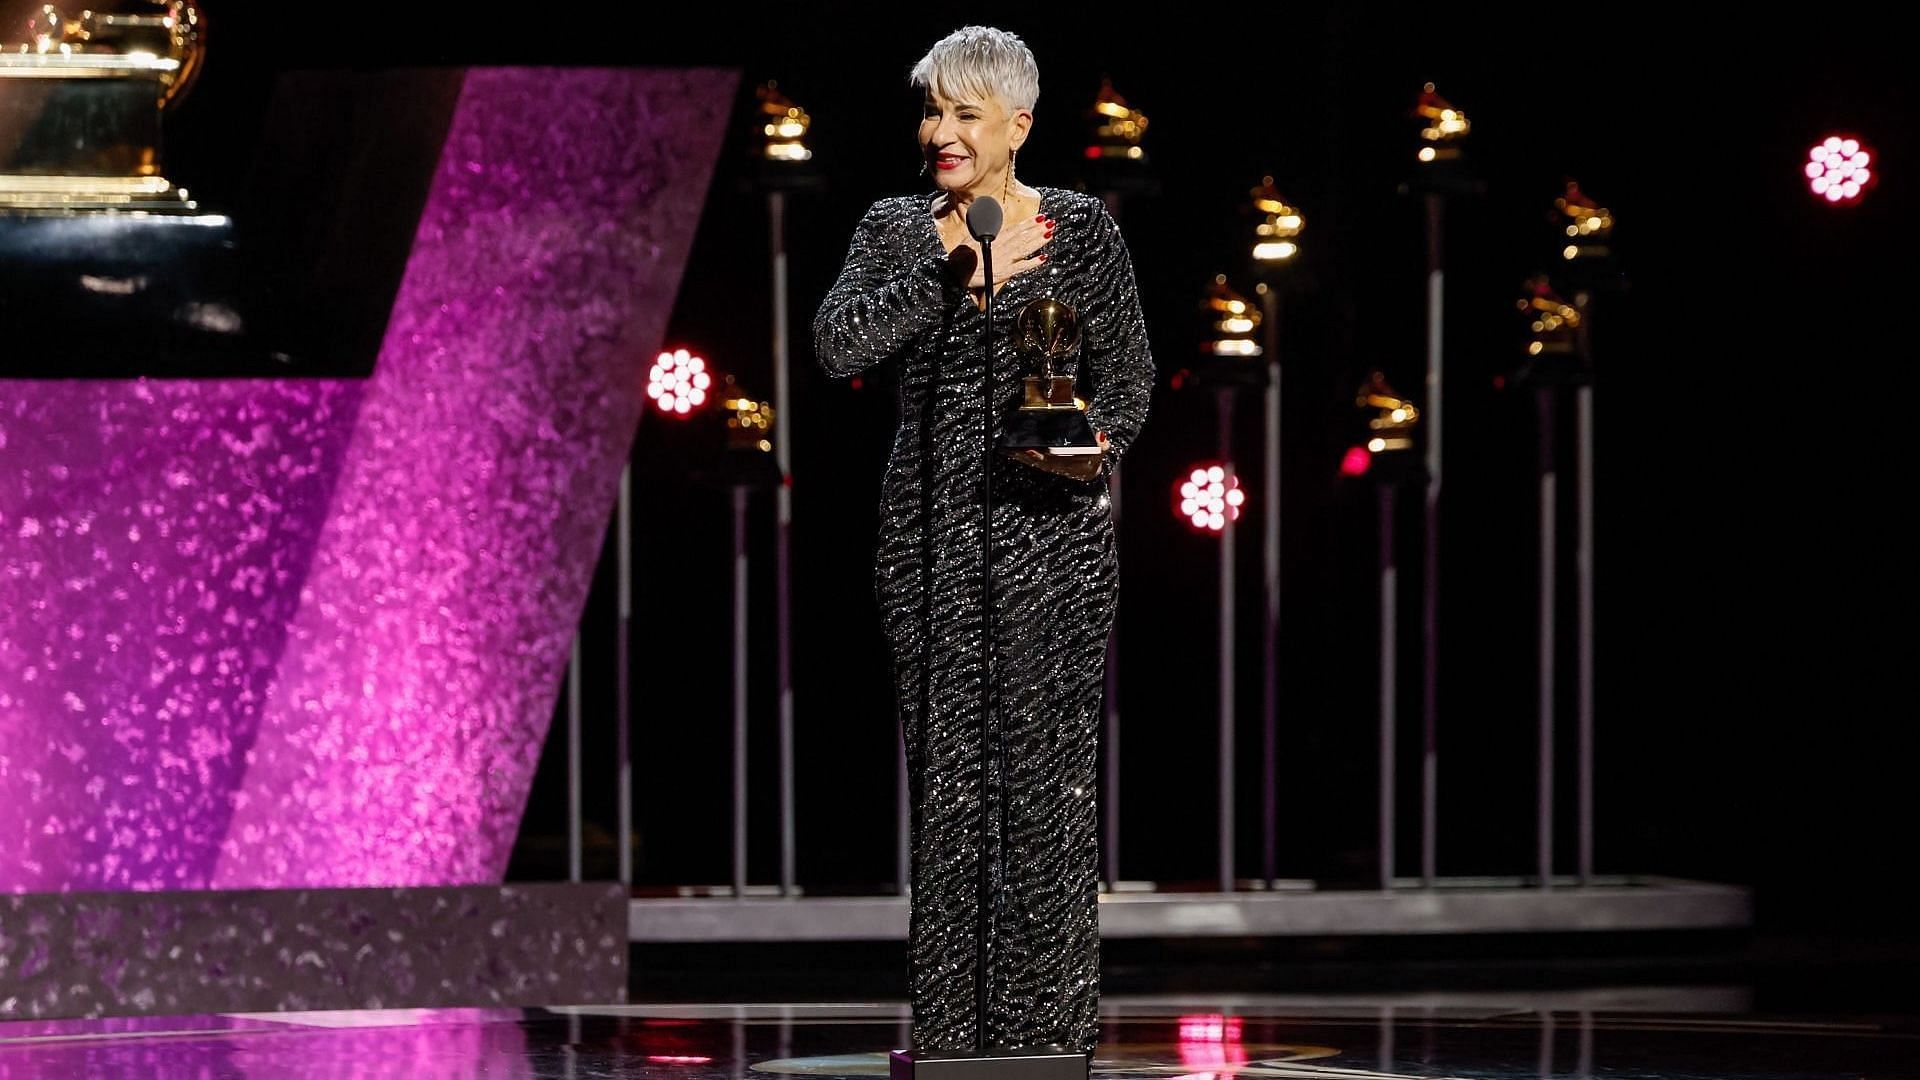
813,188,1153,1055
0,68,735,894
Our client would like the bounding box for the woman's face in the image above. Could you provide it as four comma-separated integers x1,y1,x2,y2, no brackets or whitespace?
920,89,1030,196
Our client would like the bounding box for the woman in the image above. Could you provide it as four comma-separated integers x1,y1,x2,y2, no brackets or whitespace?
813,26,1152,1057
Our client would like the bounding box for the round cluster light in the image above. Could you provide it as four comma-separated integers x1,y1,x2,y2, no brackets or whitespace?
647,349,712,416
1806,135,1874,204
1176,465,1246,533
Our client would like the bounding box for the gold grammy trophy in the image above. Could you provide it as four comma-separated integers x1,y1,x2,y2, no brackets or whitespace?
1001,296,1105,481
0,1,205,211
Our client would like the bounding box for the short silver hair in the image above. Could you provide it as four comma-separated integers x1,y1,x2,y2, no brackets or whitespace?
910,26,1039,113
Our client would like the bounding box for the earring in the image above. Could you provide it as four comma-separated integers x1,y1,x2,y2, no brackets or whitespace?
1005,147,1017,203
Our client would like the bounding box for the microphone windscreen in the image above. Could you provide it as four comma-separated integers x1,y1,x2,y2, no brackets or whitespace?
965,196,1004,242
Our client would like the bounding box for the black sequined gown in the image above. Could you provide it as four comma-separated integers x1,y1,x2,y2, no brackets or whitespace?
813,187,1153,1055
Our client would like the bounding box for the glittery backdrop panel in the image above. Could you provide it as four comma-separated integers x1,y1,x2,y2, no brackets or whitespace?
0,1026,532,1080
0,884,624,1023
211,68,736,888
0,379,363,892
0,1022,533,1080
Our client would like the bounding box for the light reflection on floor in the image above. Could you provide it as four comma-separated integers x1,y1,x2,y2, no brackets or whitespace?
0,996,1913,1079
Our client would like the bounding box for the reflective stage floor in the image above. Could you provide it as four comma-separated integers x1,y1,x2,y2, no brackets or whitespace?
1,997,1914,1079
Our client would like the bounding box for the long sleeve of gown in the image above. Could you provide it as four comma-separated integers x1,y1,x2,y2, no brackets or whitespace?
1077,201,1154,465
813,199,955,378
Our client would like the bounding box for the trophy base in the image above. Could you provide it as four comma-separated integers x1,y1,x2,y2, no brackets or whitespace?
742,155,829,193
1001,406,1099,454
690,447,785,490
1079,156,1161,198
0,209,258,378
1361,449,1429,486
1181,354,1272,390
890,1046,1087,1080
1506,356,1593,389
1002,407,1104,481
1552,251,1627,295
0,66,169,190
0,174,199,213
1398,158,1486,198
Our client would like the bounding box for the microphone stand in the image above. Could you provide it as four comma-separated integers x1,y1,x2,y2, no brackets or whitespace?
890,197,1087,1080
975,225,998,1051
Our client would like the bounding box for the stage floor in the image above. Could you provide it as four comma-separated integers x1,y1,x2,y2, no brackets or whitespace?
0,997,1913,1079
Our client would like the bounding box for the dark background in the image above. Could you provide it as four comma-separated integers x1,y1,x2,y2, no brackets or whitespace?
159,8,1912,943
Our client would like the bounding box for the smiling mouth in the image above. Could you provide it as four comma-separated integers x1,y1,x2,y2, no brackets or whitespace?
933,153,968,170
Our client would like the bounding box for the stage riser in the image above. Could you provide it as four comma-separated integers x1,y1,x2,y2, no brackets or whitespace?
628,879,1752,943
0,884,625,1021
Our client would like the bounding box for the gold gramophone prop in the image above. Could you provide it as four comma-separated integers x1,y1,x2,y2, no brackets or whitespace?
1250,177,1303,265
1518,276,1580,359
694,375,782,489
1414,82,1469,166
1175,275,1267,392
1404,82,1480,198
1554,180,1613,262
755,81,812,163
1358,372,1420,456
1000,296,1105,481
1,1,204,211
1204,274,1262,358
748,79,824,191
723,379,775,453
1086,77,1147,162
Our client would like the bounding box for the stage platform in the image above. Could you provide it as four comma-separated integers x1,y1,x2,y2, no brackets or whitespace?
628,877,1752,943
1,994,1909,1078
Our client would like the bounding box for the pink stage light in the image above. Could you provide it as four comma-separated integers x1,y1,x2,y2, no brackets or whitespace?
1176,465,1245,534
647,348,713,416
1806,135,1874,204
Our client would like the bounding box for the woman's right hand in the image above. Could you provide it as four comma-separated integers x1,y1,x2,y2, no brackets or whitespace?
946,211,1053,290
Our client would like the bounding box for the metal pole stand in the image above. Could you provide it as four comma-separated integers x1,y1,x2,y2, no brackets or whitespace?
1216,388,1237,894
1257,283,1281,891
1535,385,1558,889
1377,479,1398,892
750,149,823,899
1364,445,1426,892
1399,145,1482,887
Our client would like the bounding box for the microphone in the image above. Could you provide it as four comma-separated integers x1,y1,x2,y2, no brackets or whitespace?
965,196,1003,243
